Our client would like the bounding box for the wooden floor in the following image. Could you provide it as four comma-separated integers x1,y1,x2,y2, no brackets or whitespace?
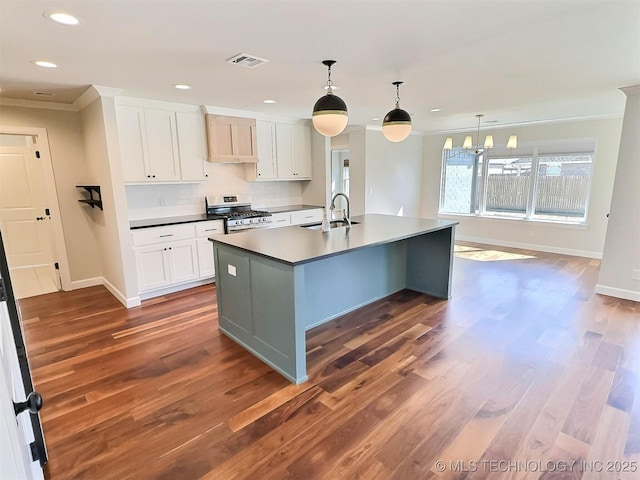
18,243,640,479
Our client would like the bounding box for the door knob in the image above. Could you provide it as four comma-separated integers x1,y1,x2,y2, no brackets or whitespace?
14,391,43,417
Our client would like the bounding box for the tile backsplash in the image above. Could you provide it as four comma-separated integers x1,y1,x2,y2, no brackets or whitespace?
126,164,303,220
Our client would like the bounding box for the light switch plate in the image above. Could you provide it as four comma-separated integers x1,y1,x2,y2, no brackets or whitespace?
228,264,236,276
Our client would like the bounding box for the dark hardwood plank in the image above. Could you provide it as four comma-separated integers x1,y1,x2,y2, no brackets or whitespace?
15,242,639,480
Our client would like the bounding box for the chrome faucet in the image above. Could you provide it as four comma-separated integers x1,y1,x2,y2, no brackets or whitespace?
330,193,351,229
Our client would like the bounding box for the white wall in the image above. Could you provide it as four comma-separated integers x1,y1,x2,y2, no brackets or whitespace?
348,129,367,216
80,97,139,305
596,86,640,301
364,129,423,217
421,117,623,257
301,130,330,208
0,105,101,283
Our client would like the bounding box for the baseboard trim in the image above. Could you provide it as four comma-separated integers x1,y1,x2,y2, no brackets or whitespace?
69,277,103,290
101,277,141,308
455,235,602,259
594,284,640,302
139,277,215,301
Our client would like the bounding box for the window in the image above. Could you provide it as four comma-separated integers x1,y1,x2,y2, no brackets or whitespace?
439,140,595,223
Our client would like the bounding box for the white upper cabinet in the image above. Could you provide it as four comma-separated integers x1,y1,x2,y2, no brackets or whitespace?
247,121,312,181
117,103,211,183
117,106,149,182
291,124,312,179
176,112,209,181
275,123,295,179
144,108,181,181
117,105,181,182
254,120,277,180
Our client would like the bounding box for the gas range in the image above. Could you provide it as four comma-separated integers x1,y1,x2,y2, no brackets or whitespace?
205,194,272,233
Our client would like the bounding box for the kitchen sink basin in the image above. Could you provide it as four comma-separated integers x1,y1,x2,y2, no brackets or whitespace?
302,220,359,230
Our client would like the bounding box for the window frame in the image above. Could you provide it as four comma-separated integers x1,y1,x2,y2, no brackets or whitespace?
439,139,596,225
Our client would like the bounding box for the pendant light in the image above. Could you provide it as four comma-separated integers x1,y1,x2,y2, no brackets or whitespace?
382,81,412,142
312,60,348,137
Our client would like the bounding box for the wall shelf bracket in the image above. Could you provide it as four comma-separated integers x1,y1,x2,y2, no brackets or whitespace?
76,185,103,210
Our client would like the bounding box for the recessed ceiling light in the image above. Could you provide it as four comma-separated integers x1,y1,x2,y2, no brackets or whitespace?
263,99,276,104
430,108,442,112
45,12,81,25
174,84,191,90
372,117,380,121
33,60,57,68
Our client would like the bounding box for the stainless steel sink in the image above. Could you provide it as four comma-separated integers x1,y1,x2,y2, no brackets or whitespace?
302,220,360,230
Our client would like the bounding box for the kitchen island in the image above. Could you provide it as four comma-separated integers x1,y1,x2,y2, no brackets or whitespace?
211,214,457,383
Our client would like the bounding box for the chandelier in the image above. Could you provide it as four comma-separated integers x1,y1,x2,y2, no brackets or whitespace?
443,114,517,154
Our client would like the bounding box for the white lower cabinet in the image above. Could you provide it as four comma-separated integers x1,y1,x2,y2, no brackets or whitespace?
270,208,324,228
134,239,198,292
195,220,224,278
290,209,323,225
270,212,292,228
132,219,224,295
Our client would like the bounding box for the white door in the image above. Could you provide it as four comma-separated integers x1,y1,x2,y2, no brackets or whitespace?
0,237,46,480
0,139,59,299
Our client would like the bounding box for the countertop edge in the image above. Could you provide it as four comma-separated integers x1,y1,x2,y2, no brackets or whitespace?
211,216,458,266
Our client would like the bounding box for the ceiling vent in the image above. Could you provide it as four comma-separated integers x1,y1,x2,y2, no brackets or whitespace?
226,53,269,68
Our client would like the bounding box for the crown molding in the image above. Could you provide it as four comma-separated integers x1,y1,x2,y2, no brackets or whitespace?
0,97,77,111
620,85,640,96
73,85,123,110
426,112,624,136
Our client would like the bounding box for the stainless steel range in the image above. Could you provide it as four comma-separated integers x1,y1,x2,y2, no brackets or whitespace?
205,194,272,233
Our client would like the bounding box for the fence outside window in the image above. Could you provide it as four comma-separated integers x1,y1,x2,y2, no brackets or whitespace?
439,142,595,224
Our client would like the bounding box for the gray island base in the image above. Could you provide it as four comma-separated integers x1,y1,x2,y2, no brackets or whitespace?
211,214,457,384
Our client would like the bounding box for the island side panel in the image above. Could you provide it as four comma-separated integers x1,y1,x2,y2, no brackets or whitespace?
214,242,306,383
251,258,306,383
301,242,407,330
215,247,253,334
405,225,456,299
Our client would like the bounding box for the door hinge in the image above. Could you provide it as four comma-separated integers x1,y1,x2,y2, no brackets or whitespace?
30,440,46,466
35,151,41,159
54,262,59,270
0,278,6,301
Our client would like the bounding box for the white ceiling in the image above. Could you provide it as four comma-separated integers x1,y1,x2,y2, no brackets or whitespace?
1,0,639,133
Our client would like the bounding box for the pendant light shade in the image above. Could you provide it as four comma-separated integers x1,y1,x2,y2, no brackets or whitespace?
312,60,348,137
382,81,412,142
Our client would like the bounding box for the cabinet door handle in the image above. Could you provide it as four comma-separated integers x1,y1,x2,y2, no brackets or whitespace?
204,229,218,232
159,234,174,238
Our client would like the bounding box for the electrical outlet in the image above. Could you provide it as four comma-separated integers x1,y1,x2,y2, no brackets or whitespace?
632,269,640,281
228,264,236,276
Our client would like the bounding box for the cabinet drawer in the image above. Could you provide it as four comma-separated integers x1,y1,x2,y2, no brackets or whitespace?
195,220,225,237
131,223,196,247
290,209,323,225
271,212,292,228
